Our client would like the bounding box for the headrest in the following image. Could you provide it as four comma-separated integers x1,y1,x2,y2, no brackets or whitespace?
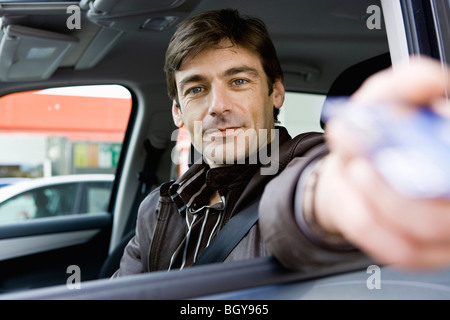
320,52,391,129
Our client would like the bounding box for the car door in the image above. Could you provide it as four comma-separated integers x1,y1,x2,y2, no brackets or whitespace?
24,0,450,300
0,85,132,293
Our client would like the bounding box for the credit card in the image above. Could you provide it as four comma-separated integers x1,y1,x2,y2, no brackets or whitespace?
322,98,450,199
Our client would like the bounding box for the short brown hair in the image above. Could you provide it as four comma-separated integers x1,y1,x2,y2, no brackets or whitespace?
164,9,283,121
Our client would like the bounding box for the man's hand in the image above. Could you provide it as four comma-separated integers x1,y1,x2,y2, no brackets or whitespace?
315,56,450,270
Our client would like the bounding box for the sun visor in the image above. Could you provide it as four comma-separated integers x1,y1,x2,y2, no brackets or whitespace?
84,0,195,32
0,24,78,81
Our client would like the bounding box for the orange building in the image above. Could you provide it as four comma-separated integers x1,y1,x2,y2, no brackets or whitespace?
0,89,131,141
0,87,132,177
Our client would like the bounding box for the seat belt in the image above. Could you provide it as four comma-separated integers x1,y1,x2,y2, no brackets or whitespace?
193,196,261,266
122,139,165,238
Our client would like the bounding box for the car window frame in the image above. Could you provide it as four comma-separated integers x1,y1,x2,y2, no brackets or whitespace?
2,0,450,300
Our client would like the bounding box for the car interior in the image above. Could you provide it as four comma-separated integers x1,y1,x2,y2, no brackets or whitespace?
1,0,450,300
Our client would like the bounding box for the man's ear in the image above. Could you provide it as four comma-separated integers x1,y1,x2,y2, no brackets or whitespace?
272,80,285,110
171,100,184,128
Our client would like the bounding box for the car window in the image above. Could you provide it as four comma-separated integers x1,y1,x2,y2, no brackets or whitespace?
0,84,132,222
279,92,325,136
0,192,35,222
0,85,131,177
80,181,113,214
36,183,77,217
0,183,77,221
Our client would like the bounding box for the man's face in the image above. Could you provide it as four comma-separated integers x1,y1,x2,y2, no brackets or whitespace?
172,41,285,167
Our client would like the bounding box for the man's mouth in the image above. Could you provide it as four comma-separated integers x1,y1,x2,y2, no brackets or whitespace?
205,127,243,138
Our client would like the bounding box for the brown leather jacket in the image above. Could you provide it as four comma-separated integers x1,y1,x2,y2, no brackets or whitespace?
112,127,363,277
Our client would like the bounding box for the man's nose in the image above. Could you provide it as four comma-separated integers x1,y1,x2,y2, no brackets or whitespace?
208,85,232,117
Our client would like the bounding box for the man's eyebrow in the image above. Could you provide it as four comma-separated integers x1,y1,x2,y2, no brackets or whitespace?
177,66,260,90
178,74,207,90
223,66,260,78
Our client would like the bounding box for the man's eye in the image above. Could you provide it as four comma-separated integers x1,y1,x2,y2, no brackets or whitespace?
188,87,202,95
233,79,247,86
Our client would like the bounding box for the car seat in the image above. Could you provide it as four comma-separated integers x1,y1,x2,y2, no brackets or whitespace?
320,52,391,129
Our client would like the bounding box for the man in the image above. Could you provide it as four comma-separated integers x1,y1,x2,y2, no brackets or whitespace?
113,9,450,276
